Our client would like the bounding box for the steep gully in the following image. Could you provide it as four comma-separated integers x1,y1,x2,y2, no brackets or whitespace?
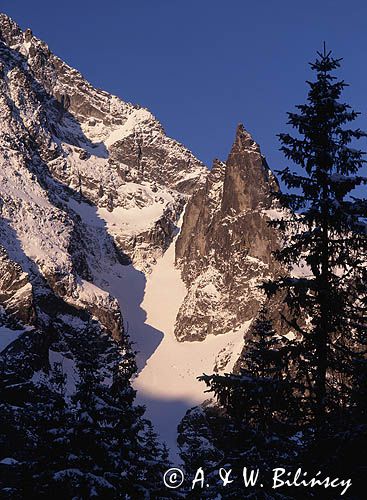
101,212,248,462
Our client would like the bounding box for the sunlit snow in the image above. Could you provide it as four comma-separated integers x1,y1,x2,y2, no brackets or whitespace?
106,217,249,462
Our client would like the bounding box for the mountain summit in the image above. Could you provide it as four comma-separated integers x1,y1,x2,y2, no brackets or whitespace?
175,124,282,342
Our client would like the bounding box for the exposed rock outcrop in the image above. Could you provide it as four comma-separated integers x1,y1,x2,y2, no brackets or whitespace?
0,246,35,325
175,124,283,341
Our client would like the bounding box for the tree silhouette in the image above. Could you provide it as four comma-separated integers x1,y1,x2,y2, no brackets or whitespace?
265,45,367,430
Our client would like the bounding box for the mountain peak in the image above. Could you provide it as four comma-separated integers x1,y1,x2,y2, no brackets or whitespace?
0,12,23,45
221,125,277,214
175,122,281,341
0,12,16,26
234,123,260,153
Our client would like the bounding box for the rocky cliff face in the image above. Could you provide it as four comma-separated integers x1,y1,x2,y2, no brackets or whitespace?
175,124,283,341
0,13,206,273
0,13,294,459
0,12,205,387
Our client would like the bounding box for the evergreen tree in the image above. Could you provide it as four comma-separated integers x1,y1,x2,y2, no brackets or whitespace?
196,310,300,498
200,308,301,433
138,422,177,499
0,366,73,500
49,333,171,499
264,45,367,431
1,318,169,498
28,363,74,499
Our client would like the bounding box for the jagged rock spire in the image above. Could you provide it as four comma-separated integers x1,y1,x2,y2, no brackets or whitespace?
175,124,282,341
232,123,261,153
222,123,279,214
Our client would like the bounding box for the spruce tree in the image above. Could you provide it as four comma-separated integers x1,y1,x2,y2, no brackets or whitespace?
1,321,169,498
0,366,73,500
264,45,367,431
49,333,170,498
199,308,300,433
197,310,300,498
29,363,73,499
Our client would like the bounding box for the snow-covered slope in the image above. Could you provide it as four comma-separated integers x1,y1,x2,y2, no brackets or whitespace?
0,12,206,273
0,12,207,427
129,218,248,461
0,324,31,353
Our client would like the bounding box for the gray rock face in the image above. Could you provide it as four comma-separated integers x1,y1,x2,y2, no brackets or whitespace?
0,13,206,272
0,12,206,194
0,13,291,404
0,13,205,382
175,124,282,341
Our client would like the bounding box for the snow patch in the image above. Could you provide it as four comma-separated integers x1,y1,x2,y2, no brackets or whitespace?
104,109,154,147
0,458,19,466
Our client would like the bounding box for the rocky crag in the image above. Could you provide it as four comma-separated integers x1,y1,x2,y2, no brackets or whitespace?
175,124,283,341
0,13,206,274
0,12,205,393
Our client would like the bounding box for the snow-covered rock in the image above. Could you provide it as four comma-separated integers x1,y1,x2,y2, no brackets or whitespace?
0,13,290,463
0,12,206,273
0,13,205,391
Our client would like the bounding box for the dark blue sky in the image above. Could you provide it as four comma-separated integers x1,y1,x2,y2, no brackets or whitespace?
3,1,367,169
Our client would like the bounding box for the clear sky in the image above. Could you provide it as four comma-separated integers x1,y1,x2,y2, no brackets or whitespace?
2,1,367,170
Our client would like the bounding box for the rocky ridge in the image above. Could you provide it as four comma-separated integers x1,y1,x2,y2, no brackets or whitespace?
0,12,205,388
0,13,206,273
0,12,291,463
